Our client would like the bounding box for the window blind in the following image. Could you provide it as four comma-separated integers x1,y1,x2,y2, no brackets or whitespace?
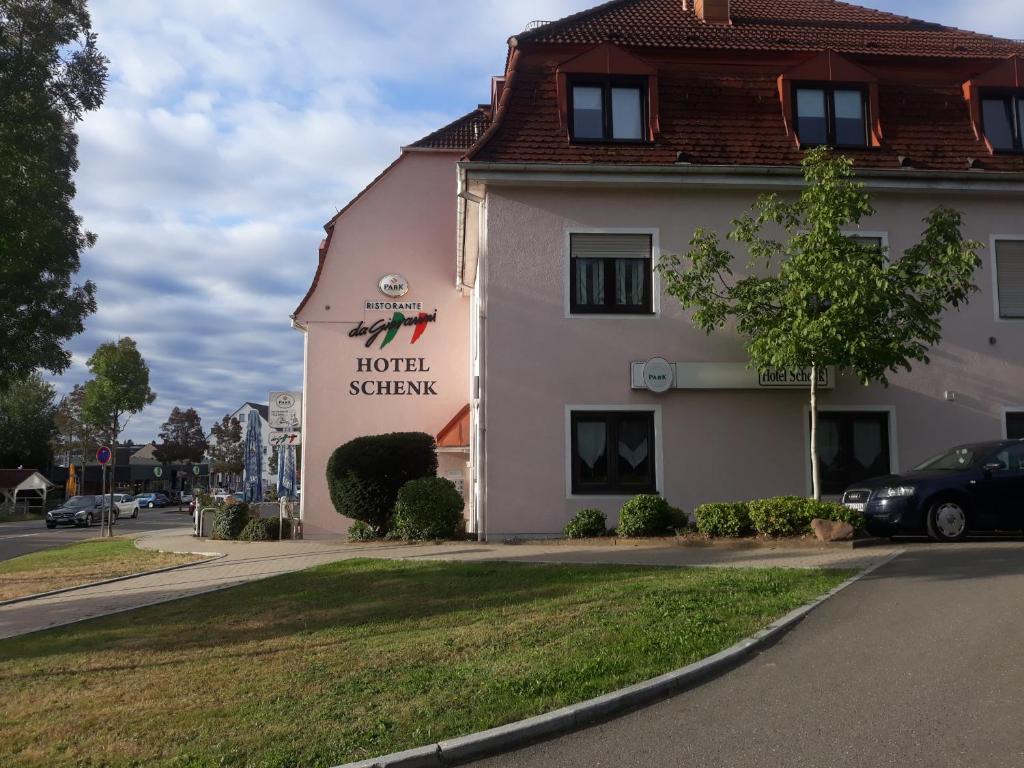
571,233,651,260
996,240,1024,318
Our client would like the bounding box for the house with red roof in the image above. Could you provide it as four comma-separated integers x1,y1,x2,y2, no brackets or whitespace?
296,0,1024,538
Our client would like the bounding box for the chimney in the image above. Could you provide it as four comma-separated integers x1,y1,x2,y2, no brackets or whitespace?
694,0,731,25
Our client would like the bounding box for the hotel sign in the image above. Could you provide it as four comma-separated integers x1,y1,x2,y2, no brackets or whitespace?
631,362,835,391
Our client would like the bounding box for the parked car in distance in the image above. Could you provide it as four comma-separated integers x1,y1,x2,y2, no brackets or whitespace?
135,493,169,509
232,492,245,503
46,495,114,529
180,492,194,504
843,440,1024,542
212,489,231,504
98,493,138,519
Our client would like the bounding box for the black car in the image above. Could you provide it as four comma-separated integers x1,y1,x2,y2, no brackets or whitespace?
842,440,1024,542
46,495,116,529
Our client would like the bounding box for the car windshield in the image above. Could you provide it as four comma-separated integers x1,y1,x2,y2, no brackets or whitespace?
66,496,95,508
914,447,979,471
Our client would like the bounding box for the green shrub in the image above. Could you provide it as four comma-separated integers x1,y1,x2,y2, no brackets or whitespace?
348,520,379,542
617,495,673,538
668,505,691,532
326,433,438,531
391,477,465,540
564,508,607,539
695,502,753,538
748,496,809,536
803,498,866,531
212,502,251,540
239,517,293,541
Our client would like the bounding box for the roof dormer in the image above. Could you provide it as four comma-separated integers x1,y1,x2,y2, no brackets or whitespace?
963,56,1024,154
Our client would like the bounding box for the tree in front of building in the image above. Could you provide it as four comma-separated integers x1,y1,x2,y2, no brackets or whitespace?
0,0,107,390
82,338,156,533
658,148,981,499
209,415,244,481
0,373,58,470
52,383,103,466
153,407,207,465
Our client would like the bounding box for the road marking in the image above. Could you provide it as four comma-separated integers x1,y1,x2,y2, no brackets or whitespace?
0,533,46,541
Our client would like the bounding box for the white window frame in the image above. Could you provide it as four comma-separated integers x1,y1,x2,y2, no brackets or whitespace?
1000,406,1024,439
843,230,889,251
564,227,661,319
990,235,1024,323
564,404,664,500
802,404,899,497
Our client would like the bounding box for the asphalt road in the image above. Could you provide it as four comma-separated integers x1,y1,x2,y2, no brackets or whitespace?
472,542,1024,768
0,508,193,561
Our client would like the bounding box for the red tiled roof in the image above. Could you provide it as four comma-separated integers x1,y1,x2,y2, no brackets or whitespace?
408,107,493,150
518,0,1024,58
466,1,1024,171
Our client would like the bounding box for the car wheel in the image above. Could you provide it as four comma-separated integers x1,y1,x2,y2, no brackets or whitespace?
85,513,94,528
927,498,969,543
133,508,138,519
46,522,57,529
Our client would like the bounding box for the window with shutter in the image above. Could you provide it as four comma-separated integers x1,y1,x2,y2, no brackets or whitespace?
570,233,653,315
995,240,1024,319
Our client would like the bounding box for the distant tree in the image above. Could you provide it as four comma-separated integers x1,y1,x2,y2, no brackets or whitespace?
51,383,102,465
209,415,244,476
659,149,981,499
0,373,58,469
82,338,155,534
0,0,108,389
153,408,207,464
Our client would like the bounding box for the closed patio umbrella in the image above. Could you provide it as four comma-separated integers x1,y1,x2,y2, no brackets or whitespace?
277,444,297,500
243,410,263,503
66,464,77,498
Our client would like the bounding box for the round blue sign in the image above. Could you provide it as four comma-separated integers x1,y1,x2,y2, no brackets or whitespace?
96,446,112,465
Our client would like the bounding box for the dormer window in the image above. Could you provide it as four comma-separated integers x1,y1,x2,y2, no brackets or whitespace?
794,86,868,148
981,92,1024,152
570,78,647,143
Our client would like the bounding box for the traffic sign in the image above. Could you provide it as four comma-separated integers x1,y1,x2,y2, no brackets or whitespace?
96,446,112,465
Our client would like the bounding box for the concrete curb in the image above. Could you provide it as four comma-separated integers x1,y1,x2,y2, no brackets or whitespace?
333,550,903,768
0,552,225,608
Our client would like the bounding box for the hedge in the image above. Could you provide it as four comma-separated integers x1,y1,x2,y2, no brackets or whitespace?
695,502,753,538
748,496,865,537
326,432,438,531
239,517,293,541
212,502,251,541
391,477,465,541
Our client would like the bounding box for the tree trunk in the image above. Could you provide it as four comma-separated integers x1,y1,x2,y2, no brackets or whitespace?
810,363,821,501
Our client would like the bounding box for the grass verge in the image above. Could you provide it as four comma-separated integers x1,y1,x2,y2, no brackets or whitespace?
0,538,205,602
0,512,43,524
0,559,852,767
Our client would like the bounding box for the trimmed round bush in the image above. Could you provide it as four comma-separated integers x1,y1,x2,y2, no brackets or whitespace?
212,502,251,540
617,495,673,538
695,502,753,538
391,477,465,541
239,517,293,541
326,432,438,531
564,508,607,539
348,520,379,542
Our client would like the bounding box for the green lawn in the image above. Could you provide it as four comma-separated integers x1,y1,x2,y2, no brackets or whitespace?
0,559,852,768
0,538,205,601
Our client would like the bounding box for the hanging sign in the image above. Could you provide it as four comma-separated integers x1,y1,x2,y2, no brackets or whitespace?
269,391,303,431
154,466,164,478
193,465,201,476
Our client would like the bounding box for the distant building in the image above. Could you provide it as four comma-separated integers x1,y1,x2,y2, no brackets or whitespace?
214,403,276,492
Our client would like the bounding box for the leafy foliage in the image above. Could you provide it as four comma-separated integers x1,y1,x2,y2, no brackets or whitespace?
391,477,465,541
347,520,378,542
81,338,156,444
239,517,292,542
803,498,866,531
51,383,102,466
153,407,207,464
211,502,251,541
326,432,437,531
0,373,57,469
564,508,608,539
695,502,753,538
748,497,811,537
209,415,243,475
617,495,673,538
0,0,108,388
658,149,981,497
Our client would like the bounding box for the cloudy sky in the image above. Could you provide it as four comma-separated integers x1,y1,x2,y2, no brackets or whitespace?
64,0,1024,442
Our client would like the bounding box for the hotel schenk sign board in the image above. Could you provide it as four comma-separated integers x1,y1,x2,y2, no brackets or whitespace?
347,273,439,397
631,361,835,392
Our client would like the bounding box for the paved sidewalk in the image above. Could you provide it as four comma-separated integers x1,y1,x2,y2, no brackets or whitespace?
0,528,902,640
